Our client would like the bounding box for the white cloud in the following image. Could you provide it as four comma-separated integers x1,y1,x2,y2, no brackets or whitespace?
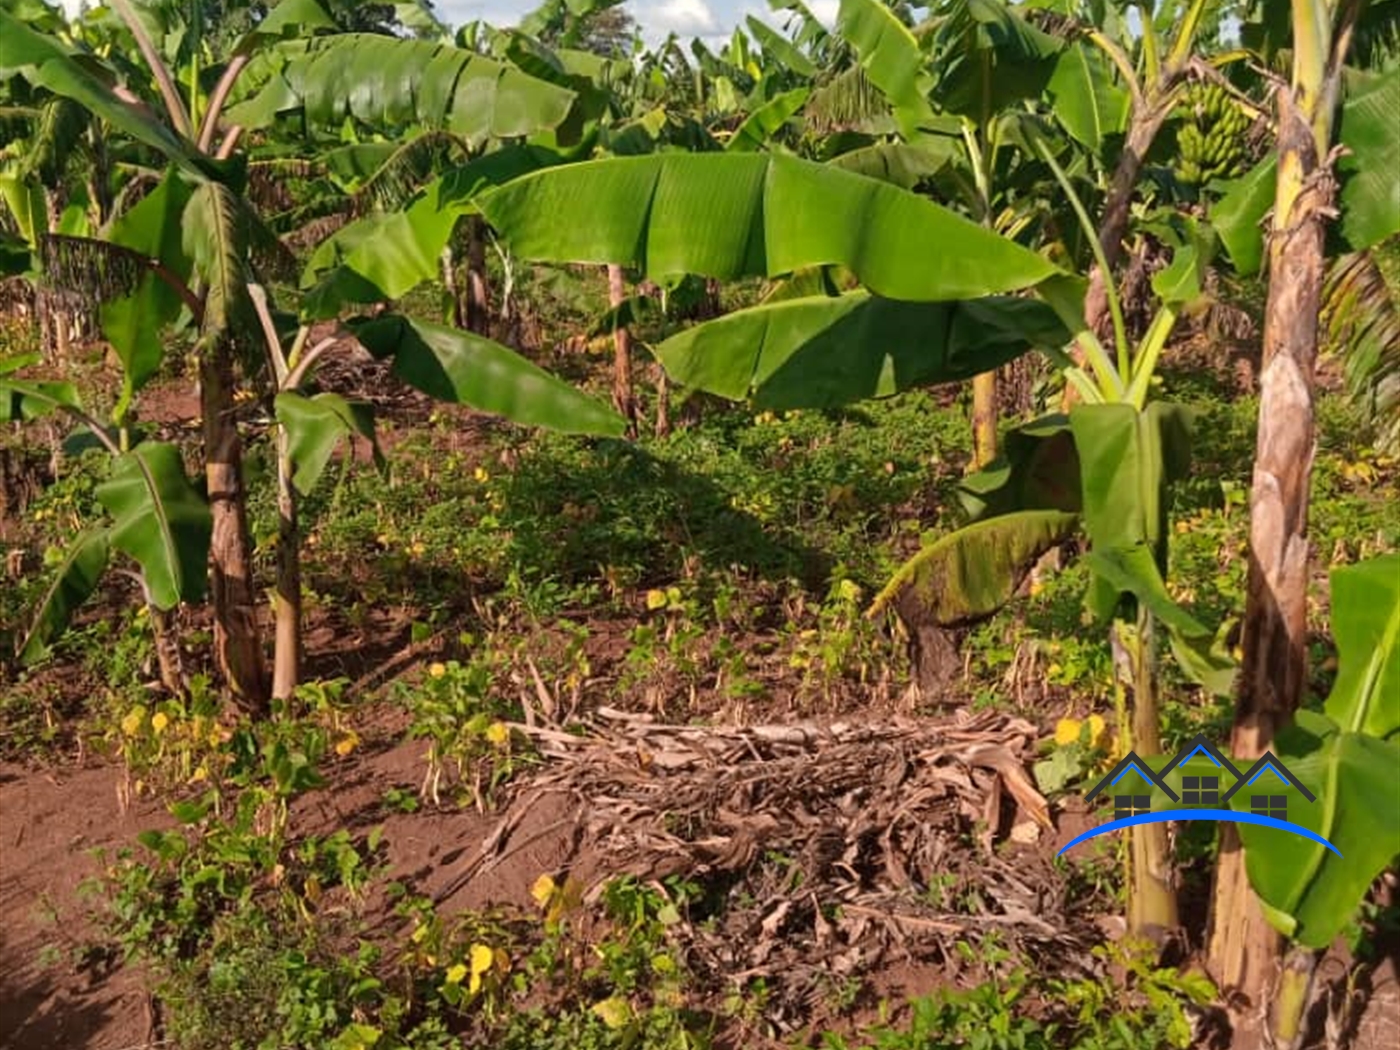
648,0,720,35
56,0,824,48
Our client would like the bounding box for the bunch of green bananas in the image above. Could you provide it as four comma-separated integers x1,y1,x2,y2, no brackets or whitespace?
1173,81,1251,186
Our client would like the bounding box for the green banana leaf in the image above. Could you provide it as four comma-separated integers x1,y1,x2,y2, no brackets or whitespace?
1325,552,1400,740
1069,401,1236,690
1046,41,1130,153
959,413,1081,520
654,291,1069,409
352,315,625,437
1211,158,1276,277
478,152,1060,300
927,0,1062,119
182,180,248,340
835,0,937,140
1334,67,1400,255
825,140,958,189
746,15,817,78
94,442,212,610
0,173,46,248
100,168,193,391
1070,401,1194,554
301,145,563,317
0,352,80,421
726,88,811,152
0,12,207,175
232,0,336,53
1243,704,1400,947
871,509,1080,623
16,528,110,665
224,34,578,146
1083,543,1213,641
1214,66,1400,275
1071,400,1192,624
275,391,384,496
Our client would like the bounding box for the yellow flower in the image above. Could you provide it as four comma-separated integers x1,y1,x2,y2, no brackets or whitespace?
531,873,558,908
644,589,668,611
189,765,208,784
592,996,632,1029
429,662,447,679
120,707,146,737
1053,718,1082,746
151,711,169,735
444,963,468,985
468,943,494,993
409,541,426,557
334,734,359,757
485,722,509,746
473,466,490,483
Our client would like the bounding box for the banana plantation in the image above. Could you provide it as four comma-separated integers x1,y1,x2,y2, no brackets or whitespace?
1,0,1398,1047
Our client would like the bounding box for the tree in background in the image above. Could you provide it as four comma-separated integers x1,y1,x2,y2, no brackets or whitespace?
521,0,639,58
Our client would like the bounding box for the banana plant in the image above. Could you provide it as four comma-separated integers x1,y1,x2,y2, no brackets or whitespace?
245,278,621,702
0,352,210,692
812,0,1071,468
871,131,1234,942
1234,554,1400,1048
1202,1,1400,1043
0,1,622,710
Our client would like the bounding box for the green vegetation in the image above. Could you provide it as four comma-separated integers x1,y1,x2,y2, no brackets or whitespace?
1,2,1397,1049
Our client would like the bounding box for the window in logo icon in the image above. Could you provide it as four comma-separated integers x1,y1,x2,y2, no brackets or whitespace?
1114,795,1151,821
1182,775,1219,805
1251,795,1288,821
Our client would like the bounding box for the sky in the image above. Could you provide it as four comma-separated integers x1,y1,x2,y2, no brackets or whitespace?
57,0,840,49
440,1,840,46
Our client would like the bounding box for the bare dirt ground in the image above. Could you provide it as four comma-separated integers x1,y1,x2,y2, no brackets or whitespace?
0,760,162,1050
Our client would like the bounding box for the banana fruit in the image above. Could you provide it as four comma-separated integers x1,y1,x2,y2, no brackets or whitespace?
1172,81,1251,187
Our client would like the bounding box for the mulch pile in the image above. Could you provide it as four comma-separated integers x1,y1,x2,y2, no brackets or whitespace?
438,706,1106,1030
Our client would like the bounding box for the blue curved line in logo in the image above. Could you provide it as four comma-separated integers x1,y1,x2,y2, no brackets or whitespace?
1057,810,1343,857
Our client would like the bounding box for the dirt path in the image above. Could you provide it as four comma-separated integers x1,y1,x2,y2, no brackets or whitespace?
0,760,161,1050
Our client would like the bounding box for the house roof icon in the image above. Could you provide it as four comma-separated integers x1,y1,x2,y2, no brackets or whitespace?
1220,751,1317,804
1082,734,1317,806
1155,733,1242,782
1085,750,1179,803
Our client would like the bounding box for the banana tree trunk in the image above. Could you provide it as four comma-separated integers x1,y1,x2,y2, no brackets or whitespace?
1209,62,1341,1050
40,190,70,364
607,263,637,435
1085,103,1173,337
465,217,490,335
971,372,998,468
655,365,671,438
1118,609,1178,943
441,245,466,329
199,339,269,714
149,603,186,697
271,426,300,703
